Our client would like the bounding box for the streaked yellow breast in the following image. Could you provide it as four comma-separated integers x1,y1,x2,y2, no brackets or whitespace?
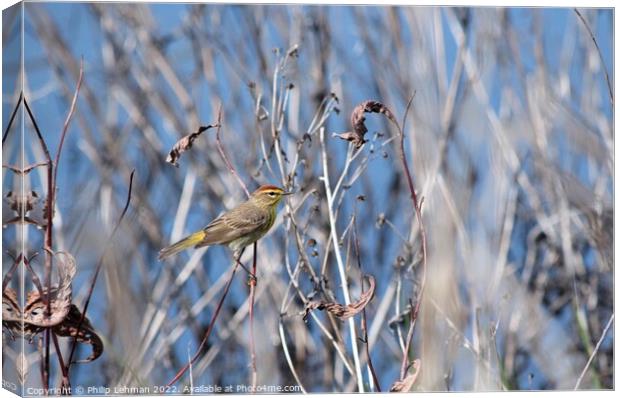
228,204,277,252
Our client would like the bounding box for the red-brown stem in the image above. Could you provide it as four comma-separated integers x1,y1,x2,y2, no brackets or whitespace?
22,99,52,166
23,254,44,295
23,61,82,388
2,253,23,292
401,298,416,380
37,337,45,390
396,94,427,381
214,102,257,387
46,58,82,311
2,91,22,144
362,304,380,391
214,105,250,198
352,216,381,391
52,59,83,202
43,330,50,390
66,170,134,369
248,242,258,390
166,251,243,386
23,97,53,390
51,332,70,389
47,64,82,373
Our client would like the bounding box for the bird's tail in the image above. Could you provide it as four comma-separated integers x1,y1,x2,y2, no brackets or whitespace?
158,230,206,260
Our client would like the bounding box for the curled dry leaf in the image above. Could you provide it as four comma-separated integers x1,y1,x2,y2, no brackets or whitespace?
3,251,76,331
334,100,398,148
55,304,104,363
166,124,220,167
304,274,376,321
2,292,104,363
1,252,103,362
390,359,421,392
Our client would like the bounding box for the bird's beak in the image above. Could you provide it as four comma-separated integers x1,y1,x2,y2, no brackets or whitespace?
282,191,294,196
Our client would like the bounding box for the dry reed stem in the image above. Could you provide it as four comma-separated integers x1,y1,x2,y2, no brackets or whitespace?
319,126,365,392
574,313,614,390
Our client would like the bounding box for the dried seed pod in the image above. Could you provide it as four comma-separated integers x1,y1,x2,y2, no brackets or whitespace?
334,100,398,148
304,275,376,320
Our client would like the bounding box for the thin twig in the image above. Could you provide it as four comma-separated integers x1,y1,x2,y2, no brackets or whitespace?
396,94,427,381
574,8,613,106
2,253,23,292
24,61,82,387
166,250,243,386
248,242,258,390
214,105,250,198
574,313,614,389
2,91,23,144
23,254,44,295
66,170,135,368
401,298,416,380
48,64,83,382
278,320,307,393
48,58,83,319
23,99,51,161
213,104,258,388
23,97,53,390
352,215,381,392
52,58,84,195
51,333,70,389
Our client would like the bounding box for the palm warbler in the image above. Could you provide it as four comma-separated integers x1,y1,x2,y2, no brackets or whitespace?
158,185,291,260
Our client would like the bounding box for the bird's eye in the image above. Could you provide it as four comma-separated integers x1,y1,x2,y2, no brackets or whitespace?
268,192,276,197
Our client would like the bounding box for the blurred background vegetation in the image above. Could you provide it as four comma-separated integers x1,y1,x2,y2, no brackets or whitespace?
2,2,613,392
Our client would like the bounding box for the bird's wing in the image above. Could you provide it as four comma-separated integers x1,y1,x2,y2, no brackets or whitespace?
197,203,267,246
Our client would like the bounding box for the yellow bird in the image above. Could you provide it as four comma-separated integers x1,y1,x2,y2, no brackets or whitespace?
158,185,291,260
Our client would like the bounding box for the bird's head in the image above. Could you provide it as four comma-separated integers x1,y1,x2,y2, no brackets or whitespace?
251,185,292,207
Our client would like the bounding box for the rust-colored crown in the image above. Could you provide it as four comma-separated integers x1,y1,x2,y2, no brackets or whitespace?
253,185,284,194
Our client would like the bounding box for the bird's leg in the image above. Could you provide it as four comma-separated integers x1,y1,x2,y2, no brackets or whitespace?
233,248,257,285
